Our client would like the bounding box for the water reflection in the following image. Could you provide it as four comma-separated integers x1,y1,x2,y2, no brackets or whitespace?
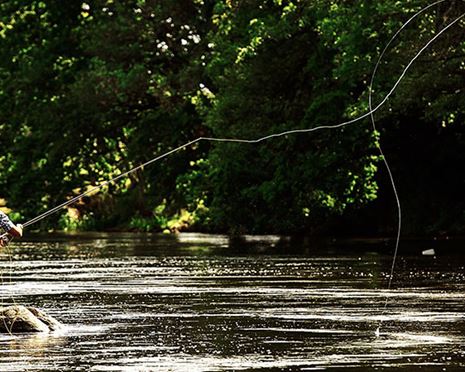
0,233,463,370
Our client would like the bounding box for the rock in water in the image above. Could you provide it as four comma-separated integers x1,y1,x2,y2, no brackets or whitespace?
0,305,63,333
27,306,63,331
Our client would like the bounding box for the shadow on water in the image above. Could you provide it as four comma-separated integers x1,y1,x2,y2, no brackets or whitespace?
0,232,464,370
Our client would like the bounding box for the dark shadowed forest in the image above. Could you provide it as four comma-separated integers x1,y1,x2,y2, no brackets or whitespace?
1,0,464,236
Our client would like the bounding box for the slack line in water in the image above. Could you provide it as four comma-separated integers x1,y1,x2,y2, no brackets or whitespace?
1,3,464,337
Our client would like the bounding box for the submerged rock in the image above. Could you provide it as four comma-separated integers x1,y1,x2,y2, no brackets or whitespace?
0,305,62,333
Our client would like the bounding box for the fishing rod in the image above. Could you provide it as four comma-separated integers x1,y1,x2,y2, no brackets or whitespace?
7,8,460,233
1,4,462,231
0,1,463,337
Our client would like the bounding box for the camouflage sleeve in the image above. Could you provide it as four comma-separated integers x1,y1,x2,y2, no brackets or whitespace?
0,211,14,232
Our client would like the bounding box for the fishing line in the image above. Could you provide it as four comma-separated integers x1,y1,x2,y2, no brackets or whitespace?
0,236,18,335
369,0,450,337
11,9,463,232
0,1,462,335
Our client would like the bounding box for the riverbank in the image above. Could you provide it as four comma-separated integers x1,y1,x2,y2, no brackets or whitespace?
16,231,465,256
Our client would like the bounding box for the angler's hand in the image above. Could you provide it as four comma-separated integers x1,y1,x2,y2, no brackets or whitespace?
9,223,23,238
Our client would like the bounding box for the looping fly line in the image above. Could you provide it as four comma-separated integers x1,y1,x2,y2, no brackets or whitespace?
12,6,462,231
369,0,454,334
0,1,463,334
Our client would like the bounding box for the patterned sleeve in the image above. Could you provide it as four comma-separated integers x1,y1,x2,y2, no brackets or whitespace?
0,211,15,232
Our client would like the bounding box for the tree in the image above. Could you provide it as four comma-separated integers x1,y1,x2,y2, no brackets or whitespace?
0,0,214,229
189,1,381,233
1,0,464,235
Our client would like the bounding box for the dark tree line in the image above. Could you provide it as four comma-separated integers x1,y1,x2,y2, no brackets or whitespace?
0,1,464,235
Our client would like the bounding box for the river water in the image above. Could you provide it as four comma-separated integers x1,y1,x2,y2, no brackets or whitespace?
0,233,464,371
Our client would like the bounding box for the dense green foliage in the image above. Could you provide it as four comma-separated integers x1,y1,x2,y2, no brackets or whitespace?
0,1,464,235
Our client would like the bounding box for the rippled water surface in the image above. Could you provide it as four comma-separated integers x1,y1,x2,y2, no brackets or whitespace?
0,233,464,371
